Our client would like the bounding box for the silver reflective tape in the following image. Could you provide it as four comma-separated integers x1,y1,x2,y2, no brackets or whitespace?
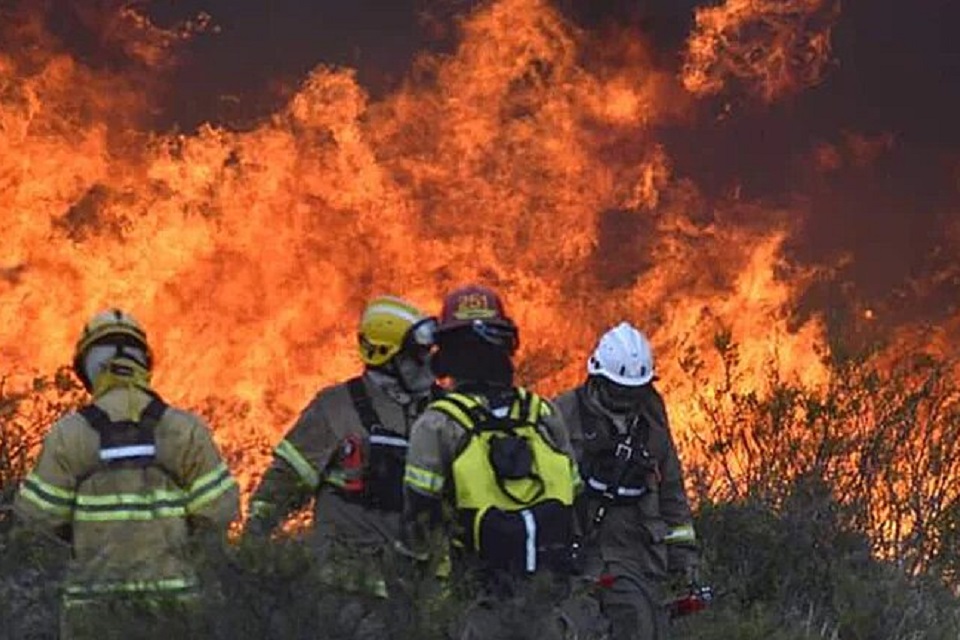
368,434,409,448
587,477,609,492
521,509,537,573
586,477,646,497
363,303,421,324
100,445,156,461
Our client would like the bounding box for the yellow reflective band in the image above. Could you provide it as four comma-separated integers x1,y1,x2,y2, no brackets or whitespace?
324,469,349,488
186,462,229,495
508,388,524,420
19,483,74,517
187,474,237,514
403,464,445,495
23,472,76,501
184,462,236,513
540,399,553,416
64,577,198,599
571,464,584,492
76,490,185,506
473,505,490,552
529,394,542,421
665,524,697,544
274,439,321,491
74,506,188,522
74,489,189,521
430,400,474,430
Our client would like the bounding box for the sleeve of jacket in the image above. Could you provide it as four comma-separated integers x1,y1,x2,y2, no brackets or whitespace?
173,411,240,531
647,391,699,572
14,419,81,532
247,393,338,534
538,398,583,494
400,409,458,558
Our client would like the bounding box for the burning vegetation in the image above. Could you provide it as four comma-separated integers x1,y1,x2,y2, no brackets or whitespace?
1,0,960,636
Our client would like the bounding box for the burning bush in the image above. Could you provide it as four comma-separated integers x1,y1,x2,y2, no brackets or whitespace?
2,346,960,639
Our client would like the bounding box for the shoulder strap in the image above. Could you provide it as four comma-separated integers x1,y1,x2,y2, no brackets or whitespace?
430,392,486,431
76,397,170,484
78,403,113,437
514,388,549,424
347,376,384,433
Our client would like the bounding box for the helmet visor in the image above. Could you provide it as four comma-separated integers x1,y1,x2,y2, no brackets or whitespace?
470,319,518,352
401,317,438,363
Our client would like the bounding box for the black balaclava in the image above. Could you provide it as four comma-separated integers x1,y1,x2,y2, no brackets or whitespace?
587,375,653,415
432,326,514,390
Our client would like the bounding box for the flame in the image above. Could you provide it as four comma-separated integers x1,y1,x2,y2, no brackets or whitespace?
682,0,840,103
1,0,832,494
11,0,952,528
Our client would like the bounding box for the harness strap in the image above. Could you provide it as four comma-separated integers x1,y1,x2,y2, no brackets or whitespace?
76,396,174,486
575,388,655,534
341,376,408,511
347,377,385,433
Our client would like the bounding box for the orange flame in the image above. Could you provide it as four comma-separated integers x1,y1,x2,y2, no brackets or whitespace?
683,0,840,103
0,0,848,499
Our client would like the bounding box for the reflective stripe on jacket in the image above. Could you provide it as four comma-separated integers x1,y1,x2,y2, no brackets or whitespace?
248,373,429,549
403,386,581,567
14,385,239,598
553,384,699,578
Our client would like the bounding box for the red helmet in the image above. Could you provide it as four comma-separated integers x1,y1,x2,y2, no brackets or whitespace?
438,284,518,352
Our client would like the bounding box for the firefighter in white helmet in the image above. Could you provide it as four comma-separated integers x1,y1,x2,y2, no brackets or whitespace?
245,295,439,606
553,322,703,640
14,309,240,639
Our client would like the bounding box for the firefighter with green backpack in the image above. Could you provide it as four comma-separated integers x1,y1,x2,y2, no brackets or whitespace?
399,284,583,640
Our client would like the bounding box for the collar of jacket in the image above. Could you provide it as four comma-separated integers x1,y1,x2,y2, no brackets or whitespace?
583,383,633,435
91,358,153,399
364,370,429,407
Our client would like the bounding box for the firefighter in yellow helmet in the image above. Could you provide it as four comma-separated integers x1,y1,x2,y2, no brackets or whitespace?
245,295,439,599
553,322,704,640
399,285,582,640
14,309,240,639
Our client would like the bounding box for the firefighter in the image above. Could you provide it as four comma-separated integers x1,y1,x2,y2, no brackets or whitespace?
554,322,702,640
245,295,439,599
399,284,582,640
14,309,240,639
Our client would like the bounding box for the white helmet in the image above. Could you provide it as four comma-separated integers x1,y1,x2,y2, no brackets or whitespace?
587,321,655,387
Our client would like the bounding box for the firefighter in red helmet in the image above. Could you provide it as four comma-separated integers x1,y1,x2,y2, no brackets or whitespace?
400,285,582,640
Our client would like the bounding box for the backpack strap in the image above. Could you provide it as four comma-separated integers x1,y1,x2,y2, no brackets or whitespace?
430,393,486,432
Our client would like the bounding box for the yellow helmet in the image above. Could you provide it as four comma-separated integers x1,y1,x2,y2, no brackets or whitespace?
358,296,436,367
72,309,153,391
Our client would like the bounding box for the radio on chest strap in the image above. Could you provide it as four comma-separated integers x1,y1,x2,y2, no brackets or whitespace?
344,376,409,511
